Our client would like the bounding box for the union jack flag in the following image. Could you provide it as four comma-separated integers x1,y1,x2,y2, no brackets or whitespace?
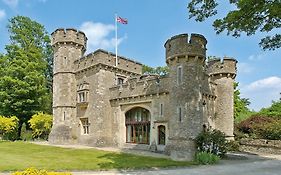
117,16,128,24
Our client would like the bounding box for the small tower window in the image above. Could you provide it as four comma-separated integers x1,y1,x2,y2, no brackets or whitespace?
117,77,124,85
77,81,89,104
80,118,89,135
178,107,182,122
160,103,163,116
177,66,183,85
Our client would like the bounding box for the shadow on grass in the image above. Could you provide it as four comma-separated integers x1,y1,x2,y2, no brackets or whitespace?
96,152,195,171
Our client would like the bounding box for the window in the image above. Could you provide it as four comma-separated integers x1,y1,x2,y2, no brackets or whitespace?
177,66,182,85
125,107,150,144
117,77,124,85
78,92,86,102
80,118,89,135
158,125,166,145
77,81,89,104
178,107,182,122
160,103,163,116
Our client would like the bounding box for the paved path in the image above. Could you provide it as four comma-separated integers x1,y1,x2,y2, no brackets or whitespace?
71,153,281,175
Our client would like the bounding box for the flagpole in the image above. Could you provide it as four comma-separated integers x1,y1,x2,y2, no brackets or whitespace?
115,13,118,67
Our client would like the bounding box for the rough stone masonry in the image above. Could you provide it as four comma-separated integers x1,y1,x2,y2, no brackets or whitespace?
49,28,237,161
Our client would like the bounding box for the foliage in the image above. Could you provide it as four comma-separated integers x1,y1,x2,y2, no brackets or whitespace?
234,82,252,122
253,120,281,140
20,123,33,141
0,16,52,138
195,130,227,157
0,141,194,171
12,168,72,175
142,65,169,76
187,0,281,50
195,151,220,165
28,112,53,139
0,116,19,140
236,114,275,134
226,140,240,151
259,100,281,117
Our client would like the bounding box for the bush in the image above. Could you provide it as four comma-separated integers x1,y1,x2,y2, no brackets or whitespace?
12,168,72,175
195,130,227,157
195,151,220,165
0,116,19,140
255,120,281,140
28,112,53,140
237,115,276,134
20,123,33,141
227,140,240,151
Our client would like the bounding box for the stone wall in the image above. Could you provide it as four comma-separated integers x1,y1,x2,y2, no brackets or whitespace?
240,139,281,154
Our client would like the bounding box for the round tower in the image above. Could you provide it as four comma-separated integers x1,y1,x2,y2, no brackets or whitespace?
207,57,237,139
49,28,87,143
165,33,207,161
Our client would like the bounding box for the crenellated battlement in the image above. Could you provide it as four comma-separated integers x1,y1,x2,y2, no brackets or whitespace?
207,57,237,78
51,28,87,53
74,49,142,75
164,33,207,64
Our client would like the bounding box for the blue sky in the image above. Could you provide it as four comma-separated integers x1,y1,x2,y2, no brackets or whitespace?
0,0,280,111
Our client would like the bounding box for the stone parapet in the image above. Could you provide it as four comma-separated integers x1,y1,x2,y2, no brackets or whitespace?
109,76,170,100
74,49,142,75
51,28,87,52
207,57,237,78
165,33,207,62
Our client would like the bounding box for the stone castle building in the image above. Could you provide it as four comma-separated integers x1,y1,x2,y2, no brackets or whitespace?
49,28,237,161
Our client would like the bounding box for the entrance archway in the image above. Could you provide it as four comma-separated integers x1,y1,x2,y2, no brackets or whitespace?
125,107,150,144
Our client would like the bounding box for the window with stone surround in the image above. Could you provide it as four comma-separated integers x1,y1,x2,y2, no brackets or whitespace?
177,66,182,85
80,118,89,135
160,103,164,116
77,81,89,103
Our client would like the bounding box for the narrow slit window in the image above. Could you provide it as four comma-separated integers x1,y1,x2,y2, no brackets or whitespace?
160,103,163,116
179,107,182,122
177,66,182,85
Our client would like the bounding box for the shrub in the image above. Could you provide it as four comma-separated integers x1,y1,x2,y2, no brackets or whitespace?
28,112,53,140
0,116,19,140
195,151,220,165
195,130,227,157
227,140,240,151
12,168,72,175
237,115,276,134
255,120,281,140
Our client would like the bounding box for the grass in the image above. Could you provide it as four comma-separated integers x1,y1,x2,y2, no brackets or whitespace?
0,141,194,172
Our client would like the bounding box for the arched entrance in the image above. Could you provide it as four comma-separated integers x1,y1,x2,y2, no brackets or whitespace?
125,107,150,144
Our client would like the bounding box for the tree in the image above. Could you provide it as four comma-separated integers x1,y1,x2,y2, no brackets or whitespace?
0,16,52,138
187,0,281,50
142,65,169,76
234,82,252,122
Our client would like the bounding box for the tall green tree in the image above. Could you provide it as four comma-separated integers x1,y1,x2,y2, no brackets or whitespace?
234,82,252,122
187,0,281,50
0,16,52,138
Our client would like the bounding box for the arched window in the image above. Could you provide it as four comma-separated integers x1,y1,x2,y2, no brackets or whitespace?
158,125,166,145
125,107,150,144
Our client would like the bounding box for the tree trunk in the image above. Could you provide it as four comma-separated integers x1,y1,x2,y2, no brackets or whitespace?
17,120,24,140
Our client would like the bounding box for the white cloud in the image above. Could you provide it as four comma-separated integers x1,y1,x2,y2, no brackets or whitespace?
241,76,281,111
238,62,254,74
79,21,126,52
248,53,265,61
0,9,6,20
2,0,19,8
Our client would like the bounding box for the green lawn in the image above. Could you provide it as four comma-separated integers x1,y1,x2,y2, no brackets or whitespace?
0,141,194,172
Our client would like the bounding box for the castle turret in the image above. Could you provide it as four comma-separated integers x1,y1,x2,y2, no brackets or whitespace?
49,28,87,143
207,57,237,139
165,33,207,161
